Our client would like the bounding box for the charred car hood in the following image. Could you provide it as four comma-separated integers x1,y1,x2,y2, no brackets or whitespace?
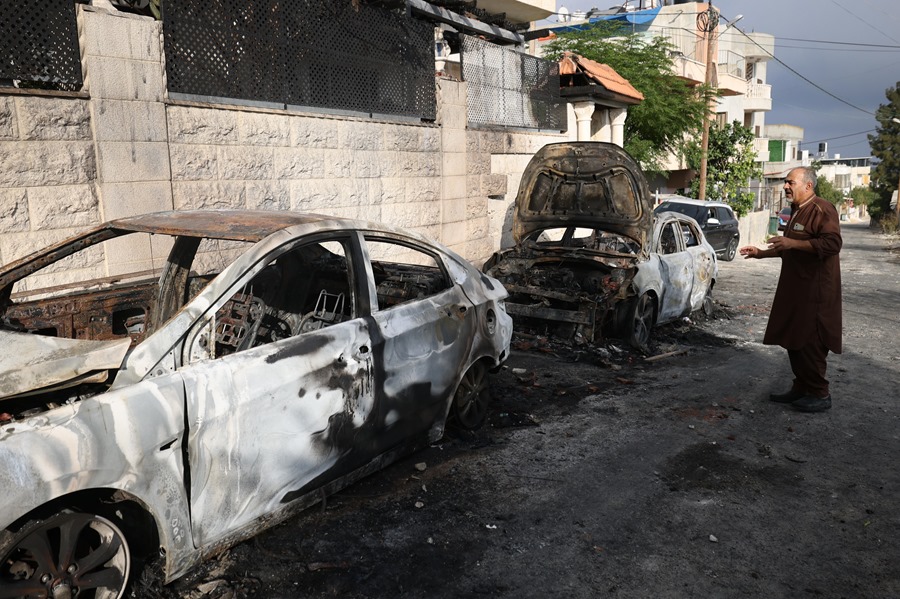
0,330,130,400
513,142,653,259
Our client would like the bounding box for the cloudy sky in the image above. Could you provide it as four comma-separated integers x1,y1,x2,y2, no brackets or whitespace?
550,0,900,158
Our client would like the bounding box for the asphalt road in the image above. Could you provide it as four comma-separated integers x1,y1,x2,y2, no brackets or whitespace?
160,221,900,599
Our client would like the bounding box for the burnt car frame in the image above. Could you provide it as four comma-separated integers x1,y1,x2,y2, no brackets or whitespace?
0,210,511,596
483,142,716,349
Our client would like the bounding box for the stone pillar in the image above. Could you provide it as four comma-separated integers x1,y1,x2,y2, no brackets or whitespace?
610,108,627,148
81,5,173,274
592,109,611,143
572,102,594,142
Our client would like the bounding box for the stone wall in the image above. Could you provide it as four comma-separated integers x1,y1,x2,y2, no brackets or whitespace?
0,4,573,278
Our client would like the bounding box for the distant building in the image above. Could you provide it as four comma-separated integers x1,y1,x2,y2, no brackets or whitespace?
530,1,775,197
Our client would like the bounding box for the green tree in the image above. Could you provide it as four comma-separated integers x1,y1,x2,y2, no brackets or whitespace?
849,185,877,206
867,82,900,221
543,22,711,172
684,121,761,216
814,177,843,205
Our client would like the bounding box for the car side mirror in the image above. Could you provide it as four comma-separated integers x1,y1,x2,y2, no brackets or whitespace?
707,218,720,225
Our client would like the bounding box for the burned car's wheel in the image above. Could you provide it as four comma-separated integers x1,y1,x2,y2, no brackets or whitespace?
624,292,656,350
702,287,715,317
449,361,491,431
0,510,131,599
723,238,738,262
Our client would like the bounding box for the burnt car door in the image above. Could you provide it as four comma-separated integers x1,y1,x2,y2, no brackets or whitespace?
654,219,694,321
176,233,377,548
361,235,476,445
680,219,715,310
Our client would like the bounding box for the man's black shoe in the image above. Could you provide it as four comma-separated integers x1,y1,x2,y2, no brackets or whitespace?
769,388,805,403
792,394,832,413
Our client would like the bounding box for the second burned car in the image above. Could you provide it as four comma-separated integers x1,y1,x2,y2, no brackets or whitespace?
483,142,717,349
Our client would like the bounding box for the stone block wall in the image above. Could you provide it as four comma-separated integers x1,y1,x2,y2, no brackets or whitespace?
0,4,572,280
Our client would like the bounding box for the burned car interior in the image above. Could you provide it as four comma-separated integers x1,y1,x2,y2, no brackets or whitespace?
483,143,652,344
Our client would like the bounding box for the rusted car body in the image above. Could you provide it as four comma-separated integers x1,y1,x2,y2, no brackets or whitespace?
483,142,716,348
0,210,512,596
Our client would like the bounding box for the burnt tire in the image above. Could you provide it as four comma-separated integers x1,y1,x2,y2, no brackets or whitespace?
625,292,656,351
449,361,491,431
702,286,715,317
723,238,738,262
0,509,132,599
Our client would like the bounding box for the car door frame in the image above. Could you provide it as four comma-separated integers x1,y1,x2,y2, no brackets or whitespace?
174,229,379,549
356,231,478,446
654,218,695,322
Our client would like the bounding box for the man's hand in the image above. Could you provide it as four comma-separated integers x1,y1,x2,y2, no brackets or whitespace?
739,245,761,259
766,235,795,251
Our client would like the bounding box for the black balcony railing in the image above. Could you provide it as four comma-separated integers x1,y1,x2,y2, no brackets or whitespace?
163,0,436,120
0,0,83,92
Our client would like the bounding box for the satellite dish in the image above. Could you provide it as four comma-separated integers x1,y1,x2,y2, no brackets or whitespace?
558,6,570,22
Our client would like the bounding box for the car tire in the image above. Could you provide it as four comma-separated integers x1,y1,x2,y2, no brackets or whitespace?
449,361,491,431
702,287,715,317
0,509,132,598
723,238,738,262
624,292,656,351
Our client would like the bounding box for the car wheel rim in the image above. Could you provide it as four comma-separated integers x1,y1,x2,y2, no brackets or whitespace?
726,239,737,261
453,362,489,430
0,511,130,599
632,294,654,347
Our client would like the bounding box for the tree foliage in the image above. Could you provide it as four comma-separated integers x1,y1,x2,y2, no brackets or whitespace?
814,177,843,205
867,82,900,220
543,22,711,172
849,185,877,206
683,121,761,216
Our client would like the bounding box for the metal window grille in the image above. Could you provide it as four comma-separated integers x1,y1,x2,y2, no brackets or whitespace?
461,35,563,130
163,0,435,120
0,0,83,91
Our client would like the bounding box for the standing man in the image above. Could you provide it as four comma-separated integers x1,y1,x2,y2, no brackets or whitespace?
739,166,842,412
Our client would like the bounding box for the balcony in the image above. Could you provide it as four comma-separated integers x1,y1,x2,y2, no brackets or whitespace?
743,32,775,60
744,83,772,112
716,50,747,96
476,0,555,23
753,137,770,163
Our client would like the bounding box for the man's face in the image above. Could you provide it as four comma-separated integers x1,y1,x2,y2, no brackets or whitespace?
784,170,814,203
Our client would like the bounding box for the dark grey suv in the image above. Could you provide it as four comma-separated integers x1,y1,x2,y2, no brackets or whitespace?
653,197,740,261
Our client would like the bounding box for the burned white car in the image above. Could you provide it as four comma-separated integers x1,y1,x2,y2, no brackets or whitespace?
0,210,511,596
483,142,716,349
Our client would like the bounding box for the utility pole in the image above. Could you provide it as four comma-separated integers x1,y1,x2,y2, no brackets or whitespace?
697,2,718,201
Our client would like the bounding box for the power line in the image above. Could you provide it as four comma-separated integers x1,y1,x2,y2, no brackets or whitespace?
804,129,876,145
774,36,900,49
827,0,900,45
774,44,900,53
729,25,876,117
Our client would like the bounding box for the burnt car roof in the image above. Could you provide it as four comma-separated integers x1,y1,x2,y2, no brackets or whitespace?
513,142,653,256
110,210,334,241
